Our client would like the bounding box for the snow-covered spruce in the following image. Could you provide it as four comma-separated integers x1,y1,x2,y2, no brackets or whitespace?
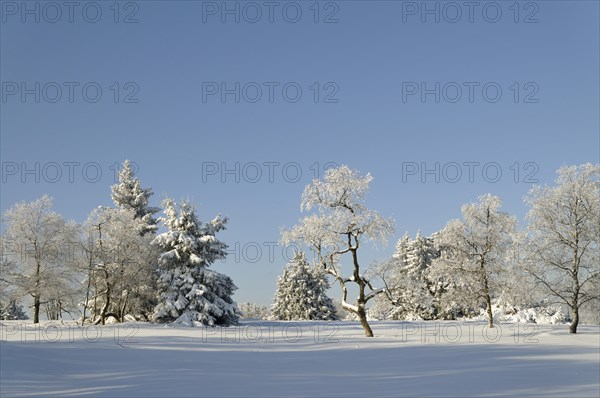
111,160,160,235
151,198,239,327
271,252,338,321
108,160,160,320
0,299,29,320
371,231,440,321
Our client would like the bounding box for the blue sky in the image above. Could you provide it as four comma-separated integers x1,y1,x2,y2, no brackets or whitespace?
1,0,599,305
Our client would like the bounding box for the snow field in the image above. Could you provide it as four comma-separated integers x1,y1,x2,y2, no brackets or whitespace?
1,320,598,397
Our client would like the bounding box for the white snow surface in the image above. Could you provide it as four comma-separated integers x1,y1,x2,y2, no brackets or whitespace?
1,320,598,397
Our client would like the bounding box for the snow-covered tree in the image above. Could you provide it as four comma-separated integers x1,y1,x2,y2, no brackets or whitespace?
0,236,17,303
394,233,411,265
111,160,159,235
42,266,80,321
271,252,338,321
82,206,158,324
423,231,474,320
2,196,78,323
373,232,440,320
403,232,439,319
428,194,517,328
281,166,395,337
0,299,29,320
370,234,410,320
523,164,600,333
238,302,270,320
152,198,239,327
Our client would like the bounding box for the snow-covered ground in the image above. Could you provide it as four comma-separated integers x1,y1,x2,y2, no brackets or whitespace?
1,320,598,397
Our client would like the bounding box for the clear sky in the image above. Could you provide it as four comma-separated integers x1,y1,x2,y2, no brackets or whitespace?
1,0,599,306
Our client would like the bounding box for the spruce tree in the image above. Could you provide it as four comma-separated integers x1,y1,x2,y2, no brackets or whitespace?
111,160,159,235
372,232,440,320
271,252,338,321
1,299,29,320
152,198,239,326
404,231,438,319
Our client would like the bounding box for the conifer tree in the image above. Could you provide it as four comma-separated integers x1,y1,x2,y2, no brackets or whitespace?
152,198,238,326
0,299,29,320
271,252,338,321
111,160,159,235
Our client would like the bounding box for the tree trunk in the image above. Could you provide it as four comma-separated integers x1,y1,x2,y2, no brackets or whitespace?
119,290,129,322
357,306,373,337
351,245,374,337
569,302,579,334
81,251,94,325
100,300,110,325
100,278,111,325
58,300,63,320
570,242,580,334
92,292,98,321
92,278,100,321
33,258,42,324
481,260,494,328
33,295,40,324
485,294,494,328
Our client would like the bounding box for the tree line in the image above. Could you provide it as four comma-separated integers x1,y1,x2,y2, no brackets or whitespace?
1,161,238,327
278,164,599,336
1,162,598,337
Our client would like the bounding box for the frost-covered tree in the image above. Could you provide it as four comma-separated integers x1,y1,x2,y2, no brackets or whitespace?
152,198,238,327
271,252,338,321
423,231,474,320
523,164,600,333
394,233,411,266
111,160,159,235
82,207,158,324
428,194,517,328
0,299,29,320
281,166,395,337
42,266,80,321
372,233,413,320
373,232,440,320
403,232,439,319
238,302,270,320
2,196,78,323
0,237,17,303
